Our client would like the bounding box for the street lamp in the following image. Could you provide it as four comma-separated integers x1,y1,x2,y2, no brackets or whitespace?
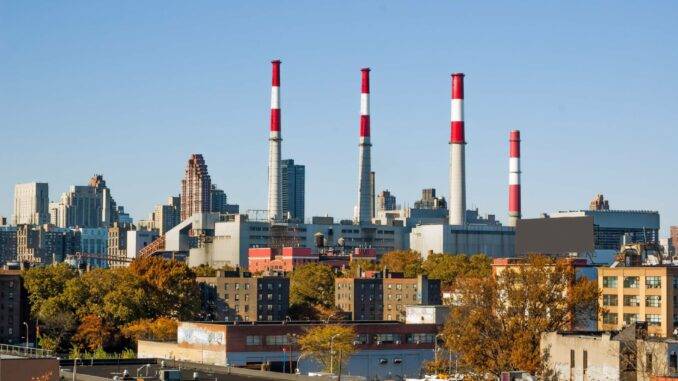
22,322,29,348
295,352,309,374
329,333,341,374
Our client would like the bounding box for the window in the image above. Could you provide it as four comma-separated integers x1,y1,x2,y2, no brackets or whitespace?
354,334,369,344
623,313,638,325
646,353,653,372
646,276,661,289
603,312,618,324
646,295,661,307
409,333,435,344
673,277,678,289
583,350,588,374
603,294,618,306
266,335,289,345
646,314,661,326
624,277,640,288
623,295,640,307
235,284,240,290
603,276,618,288
570,350,575,369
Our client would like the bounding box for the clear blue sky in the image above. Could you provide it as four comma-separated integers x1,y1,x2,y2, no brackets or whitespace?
2,1,677,234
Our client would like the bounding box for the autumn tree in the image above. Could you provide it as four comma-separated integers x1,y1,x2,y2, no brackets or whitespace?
129,256,201,320
343,259,378,278
23,263,77,316
421,253,491,288
443,255,600,378
298,325,356,373
378,250,423,277
122,317,178,342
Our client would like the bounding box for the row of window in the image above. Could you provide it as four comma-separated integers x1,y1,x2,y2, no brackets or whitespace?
247,333,438,346
602,312,661,326
224,283,285,291
602,275,671,289
602,295,662,307
224,293,282,302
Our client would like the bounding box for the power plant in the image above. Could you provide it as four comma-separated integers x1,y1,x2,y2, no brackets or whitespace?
157,63,519,267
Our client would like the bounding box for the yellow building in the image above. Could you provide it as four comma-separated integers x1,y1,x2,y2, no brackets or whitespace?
598,265,678,337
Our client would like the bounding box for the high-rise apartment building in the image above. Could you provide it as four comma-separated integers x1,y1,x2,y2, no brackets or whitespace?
52,175,122,228
335,270,441,322
11,183,49,226
376,190,397,214
152,196,181,234
0,227,18,266
198,269,289,322
0,270,30,345
180,154,211,221
107,222,130,267
281,159,305,222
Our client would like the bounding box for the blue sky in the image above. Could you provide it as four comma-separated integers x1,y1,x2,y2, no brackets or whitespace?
1,1,677,233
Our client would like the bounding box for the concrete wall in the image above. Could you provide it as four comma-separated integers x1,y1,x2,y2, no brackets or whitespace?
540,332,620,381
138,340,227,366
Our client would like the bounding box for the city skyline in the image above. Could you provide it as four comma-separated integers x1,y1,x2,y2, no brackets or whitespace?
2,2,678,233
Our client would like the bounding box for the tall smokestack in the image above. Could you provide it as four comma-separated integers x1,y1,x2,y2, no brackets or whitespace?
508,130,521,227
449,73,466,225
357,68,372,225
268,60,282,222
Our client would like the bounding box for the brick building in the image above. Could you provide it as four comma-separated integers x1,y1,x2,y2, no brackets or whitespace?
198,269,289,322
138,320,438,379
335,270,441,321
0,270,30,345
180,154,211,221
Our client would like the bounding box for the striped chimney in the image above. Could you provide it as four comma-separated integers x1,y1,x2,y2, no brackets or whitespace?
267,60,282,222
449,73,466,225
508,130,521,227
357,68,372,225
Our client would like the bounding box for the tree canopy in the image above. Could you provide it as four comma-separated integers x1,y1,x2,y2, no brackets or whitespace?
378,250,423,277
442,254,599,378
421,253,491,288
23,258,199,354
298,325,356,373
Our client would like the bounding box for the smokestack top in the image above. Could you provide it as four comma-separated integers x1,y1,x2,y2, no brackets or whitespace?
271,60,281,86
361,68,371,94
270,60,281,133
451,73,464,100
510,130,521,158
450,73,465,144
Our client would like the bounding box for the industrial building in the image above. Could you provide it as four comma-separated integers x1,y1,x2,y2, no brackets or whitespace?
138,320,438,379
409,76,518,259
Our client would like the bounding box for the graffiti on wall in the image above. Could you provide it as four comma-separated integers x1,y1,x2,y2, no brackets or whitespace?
178,325,225,346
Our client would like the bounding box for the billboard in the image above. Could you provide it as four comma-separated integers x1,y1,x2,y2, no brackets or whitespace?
515,216,594,256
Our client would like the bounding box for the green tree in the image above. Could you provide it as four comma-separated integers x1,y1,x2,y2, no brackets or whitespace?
298,325,356,373
290,263,335,308
422,253,491,288
343,259,377,278
23,263,77,315
442,255,600,378
379,250,423,277
193,264,216,277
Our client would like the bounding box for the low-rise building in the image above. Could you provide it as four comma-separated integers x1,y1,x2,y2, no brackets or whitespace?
598,243,678,338
127,229,160,260
198,269,289,322
138,320,437,380
335,270,441,321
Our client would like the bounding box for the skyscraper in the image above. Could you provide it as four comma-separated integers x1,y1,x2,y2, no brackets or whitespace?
180,154,212,221
51,175,122,229
152,196,181,235
11,182,49,226
281,159,305,222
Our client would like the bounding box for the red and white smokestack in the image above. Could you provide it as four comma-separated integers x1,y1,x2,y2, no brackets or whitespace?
267,60,282,222
508,130,521,227
356,68,372,225
449,73,466,225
